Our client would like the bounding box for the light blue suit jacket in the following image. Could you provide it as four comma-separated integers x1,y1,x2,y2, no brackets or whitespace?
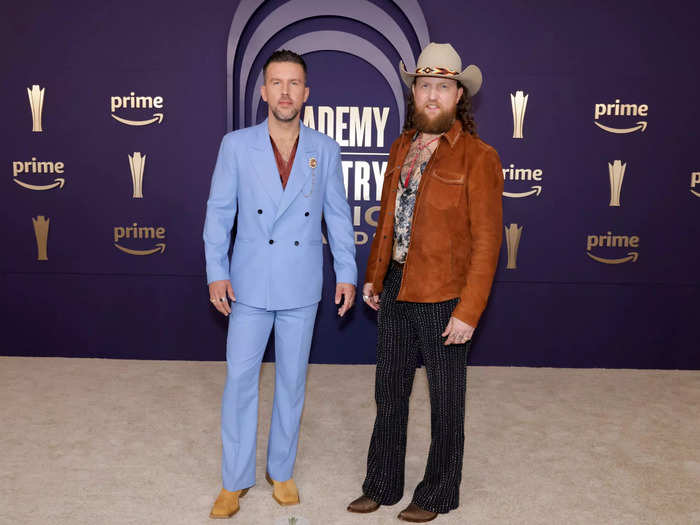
203,119,357,310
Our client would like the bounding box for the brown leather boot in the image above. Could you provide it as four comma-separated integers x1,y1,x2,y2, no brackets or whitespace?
397,503,438,522
347,495,380,513
265,472,300,506
209,487,249,519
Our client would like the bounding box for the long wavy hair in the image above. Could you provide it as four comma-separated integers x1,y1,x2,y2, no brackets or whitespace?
403,84,477,136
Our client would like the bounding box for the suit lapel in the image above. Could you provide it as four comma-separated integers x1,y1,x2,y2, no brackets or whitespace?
250,119,283,209
274,123,316,222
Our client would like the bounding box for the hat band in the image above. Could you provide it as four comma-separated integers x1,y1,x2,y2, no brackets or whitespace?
414,66,459,76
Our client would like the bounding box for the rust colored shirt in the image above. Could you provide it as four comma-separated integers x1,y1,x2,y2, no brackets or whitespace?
270,135,299,189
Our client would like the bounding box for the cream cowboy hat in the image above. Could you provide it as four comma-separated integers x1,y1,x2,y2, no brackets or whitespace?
399,42,483,96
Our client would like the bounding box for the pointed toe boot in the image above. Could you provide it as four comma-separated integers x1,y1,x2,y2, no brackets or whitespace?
347,494,381,513
397,502,438,523
266,472,300,506
209,487,249,519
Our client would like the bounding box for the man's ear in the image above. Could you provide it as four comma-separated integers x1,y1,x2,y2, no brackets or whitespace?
260,84,268,103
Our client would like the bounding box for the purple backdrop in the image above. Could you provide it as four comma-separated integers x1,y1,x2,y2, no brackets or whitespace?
1,0,698,368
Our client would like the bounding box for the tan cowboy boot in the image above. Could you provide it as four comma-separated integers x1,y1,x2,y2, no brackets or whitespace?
265,472,300,506
209,487,249,519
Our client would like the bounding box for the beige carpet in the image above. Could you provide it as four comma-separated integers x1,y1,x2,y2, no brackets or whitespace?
1,357,699,525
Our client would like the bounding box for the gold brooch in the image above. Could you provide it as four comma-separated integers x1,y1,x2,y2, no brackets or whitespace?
309,158,317,169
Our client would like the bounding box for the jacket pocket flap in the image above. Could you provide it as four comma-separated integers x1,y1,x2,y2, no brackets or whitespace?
432,170,465,185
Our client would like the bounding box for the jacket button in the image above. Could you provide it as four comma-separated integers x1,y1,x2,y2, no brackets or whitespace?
294,241,300,246
304,211,309,216
269,239,274,245
383,235,387,239
258,209,263,214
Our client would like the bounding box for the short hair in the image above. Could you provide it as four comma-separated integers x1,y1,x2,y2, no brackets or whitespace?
263,49,307,82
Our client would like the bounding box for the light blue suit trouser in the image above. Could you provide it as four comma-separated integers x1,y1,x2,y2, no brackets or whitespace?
221,301,318,491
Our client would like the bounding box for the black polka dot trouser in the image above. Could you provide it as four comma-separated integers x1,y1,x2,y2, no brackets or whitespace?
362,261,470,514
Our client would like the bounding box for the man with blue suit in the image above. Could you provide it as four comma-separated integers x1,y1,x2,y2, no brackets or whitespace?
204,50,357,519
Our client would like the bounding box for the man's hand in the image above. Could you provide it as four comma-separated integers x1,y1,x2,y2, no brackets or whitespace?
335,283,356,317
361,282,380,311
442,316,475,345
209,279,235,316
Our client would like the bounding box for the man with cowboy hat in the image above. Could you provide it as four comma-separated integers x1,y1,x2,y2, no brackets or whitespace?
347,43,503,522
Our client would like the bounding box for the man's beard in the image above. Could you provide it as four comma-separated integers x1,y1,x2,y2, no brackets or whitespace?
271,104,300,122
413,104,456,134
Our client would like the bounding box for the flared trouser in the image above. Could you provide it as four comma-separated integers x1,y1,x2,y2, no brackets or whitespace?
362,262,469,514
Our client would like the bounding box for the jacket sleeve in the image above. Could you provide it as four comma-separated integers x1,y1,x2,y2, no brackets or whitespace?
364,140,399,292
452,147,503,327
203,135,238,285
322,141,357,285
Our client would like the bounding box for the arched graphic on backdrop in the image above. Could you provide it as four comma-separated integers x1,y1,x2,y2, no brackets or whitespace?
226,0,430,132
250,31,406,127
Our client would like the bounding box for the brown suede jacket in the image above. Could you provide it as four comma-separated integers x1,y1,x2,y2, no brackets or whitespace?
365,119,504,327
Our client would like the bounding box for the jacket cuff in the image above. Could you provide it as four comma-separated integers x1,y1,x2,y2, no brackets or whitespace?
450,301,481,328
206,266,230,285
335,266,357,286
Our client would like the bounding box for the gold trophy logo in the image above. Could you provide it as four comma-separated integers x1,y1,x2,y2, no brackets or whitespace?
128,152,146,198
273,514,309,525
608,160,626,207
510,91,528,139
32,215,50,261
504,223,523,269
27,85,45,132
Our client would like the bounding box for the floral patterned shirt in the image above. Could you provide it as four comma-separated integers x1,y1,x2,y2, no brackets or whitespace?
392,133,439,263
